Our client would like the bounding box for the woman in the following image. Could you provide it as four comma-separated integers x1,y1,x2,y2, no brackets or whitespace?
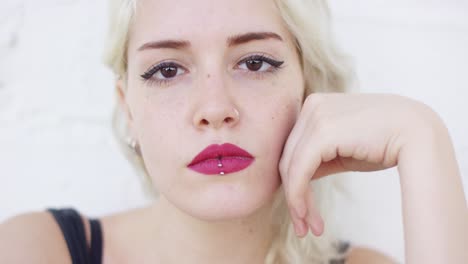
0,0,466,263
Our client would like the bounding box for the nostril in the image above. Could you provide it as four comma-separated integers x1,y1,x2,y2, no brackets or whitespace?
201,119,209,125
225,117,234,123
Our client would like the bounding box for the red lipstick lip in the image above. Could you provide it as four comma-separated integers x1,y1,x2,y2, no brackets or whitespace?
187,143,254,175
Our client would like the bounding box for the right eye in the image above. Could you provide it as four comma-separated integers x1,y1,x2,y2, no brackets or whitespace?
140,62,187,82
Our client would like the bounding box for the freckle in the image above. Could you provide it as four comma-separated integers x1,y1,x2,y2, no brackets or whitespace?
207,74,211,78
248,228,253,234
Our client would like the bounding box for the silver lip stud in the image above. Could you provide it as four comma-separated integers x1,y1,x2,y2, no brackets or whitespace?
220,172,225,175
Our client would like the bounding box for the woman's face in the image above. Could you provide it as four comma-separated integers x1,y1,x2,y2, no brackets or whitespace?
123,0,304,220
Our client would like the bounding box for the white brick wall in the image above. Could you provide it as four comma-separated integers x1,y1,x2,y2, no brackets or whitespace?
1,1,467,262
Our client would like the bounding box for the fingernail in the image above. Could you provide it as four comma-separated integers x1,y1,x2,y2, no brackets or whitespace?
311,217,324,236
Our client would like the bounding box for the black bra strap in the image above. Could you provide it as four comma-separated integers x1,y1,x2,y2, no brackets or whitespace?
48,208,89,264
89,219,103,264
48,208,103,264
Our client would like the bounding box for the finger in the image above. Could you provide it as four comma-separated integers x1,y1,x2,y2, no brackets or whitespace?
289,206,308,237
286,190,308,237
279,94,322,184
279,109,309,187
286,130,325,220
305,184,324,236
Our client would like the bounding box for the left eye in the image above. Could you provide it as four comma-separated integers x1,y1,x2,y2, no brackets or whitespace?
237,55,284,72
239,59,269,71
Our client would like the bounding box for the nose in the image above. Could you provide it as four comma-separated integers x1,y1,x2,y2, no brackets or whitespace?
193,105,240,130
192,74,240,130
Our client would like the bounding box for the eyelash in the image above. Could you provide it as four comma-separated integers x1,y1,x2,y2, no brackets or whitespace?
140,54,285,86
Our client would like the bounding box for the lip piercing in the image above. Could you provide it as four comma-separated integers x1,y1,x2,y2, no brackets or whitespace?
217,156,224,175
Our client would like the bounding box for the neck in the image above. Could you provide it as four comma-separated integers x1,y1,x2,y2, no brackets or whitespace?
146,195,276,264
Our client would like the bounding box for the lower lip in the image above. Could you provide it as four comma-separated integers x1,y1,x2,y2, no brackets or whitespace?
188,156,254,175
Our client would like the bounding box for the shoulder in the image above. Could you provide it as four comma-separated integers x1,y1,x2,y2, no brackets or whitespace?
0,211,73,264
346,246,398,264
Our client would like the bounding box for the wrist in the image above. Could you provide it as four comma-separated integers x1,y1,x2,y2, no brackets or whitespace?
398,103,451,163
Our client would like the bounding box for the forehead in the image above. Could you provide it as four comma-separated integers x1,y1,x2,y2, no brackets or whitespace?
129,0,293,51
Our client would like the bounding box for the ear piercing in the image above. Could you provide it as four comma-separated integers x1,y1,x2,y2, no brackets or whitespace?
125,137,141,156
126,137,136,149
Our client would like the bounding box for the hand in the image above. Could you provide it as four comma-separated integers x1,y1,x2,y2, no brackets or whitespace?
279,93,441,237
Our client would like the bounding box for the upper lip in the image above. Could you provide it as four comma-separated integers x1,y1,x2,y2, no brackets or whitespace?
188,143,254,166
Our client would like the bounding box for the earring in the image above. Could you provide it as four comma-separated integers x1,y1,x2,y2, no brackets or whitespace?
126,136,139,153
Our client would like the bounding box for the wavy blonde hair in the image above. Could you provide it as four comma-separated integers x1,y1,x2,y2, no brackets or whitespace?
104,0,355,263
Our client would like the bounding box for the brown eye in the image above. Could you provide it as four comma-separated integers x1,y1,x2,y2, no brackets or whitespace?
160,66,178,78
141,62,187,84
238,55,283,73
246,59,263,71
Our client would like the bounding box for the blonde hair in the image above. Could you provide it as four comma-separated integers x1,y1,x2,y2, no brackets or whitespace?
104,0,355,263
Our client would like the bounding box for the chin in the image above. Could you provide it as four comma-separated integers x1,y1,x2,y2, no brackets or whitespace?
175,175,281,222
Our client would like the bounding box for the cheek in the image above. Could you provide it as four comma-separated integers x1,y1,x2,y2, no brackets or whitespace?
135,91,185,135
255,79,303,143
267,97,301,152
244,73,303,165
250,91,302,176
134,94,186,169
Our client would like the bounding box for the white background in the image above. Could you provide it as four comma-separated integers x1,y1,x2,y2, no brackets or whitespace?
1,0,467,262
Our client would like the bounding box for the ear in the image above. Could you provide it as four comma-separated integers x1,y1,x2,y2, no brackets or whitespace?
115,78,136,138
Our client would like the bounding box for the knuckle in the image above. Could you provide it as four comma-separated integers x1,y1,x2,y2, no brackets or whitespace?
323,144,337,162
353,144,369,160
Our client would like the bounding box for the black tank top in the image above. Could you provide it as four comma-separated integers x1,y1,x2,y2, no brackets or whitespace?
48,208,103,264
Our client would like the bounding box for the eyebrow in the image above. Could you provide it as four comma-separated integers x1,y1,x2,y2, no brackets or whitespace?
137,31,283,52
227,31,283,47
